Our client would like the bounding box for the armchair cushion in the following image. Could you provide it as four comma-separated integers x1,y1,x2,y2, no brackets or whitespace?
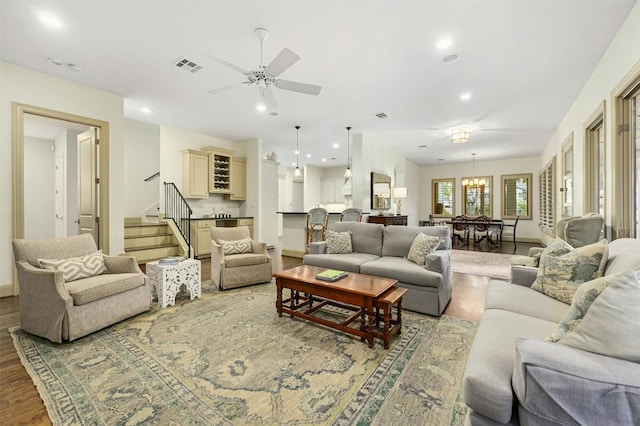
532,239,608,304
326,230,352,254
225,253,270,268
217,237,253,255
38,252,107,282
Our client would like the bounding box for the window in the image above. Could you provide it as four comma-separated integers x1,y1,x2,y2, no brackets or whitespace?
501,173,532,219
538,157,555,235
462,176,492,217
584,102,606,216
432,178,455,217
561,134,574,218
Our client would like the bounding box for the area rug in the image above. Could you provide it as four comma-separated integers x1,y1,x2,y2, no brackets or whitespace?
10,283,476,425
451,250,512,280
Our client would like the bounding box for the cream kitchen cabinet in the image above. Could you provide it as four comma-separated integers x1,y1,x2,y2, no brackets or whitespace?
228,157,246,200
321,178,345,203
190,218,253,258
201,146,234,194
181,149,210,199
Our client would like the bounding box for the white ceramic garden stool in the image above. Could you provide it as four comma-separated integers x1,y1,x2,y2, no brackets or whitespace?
147,258,201,308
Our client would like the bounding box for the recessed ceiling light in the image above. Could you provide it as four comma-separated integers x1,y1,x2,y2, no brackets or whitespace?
270,112,278,116
443,54,459,63
47,57,63,66
322,158,327,162
256,104,266,112
418,144,427,148
67,64,82,72
39,12,63,29
333,143,339,148
460,92,472,101
436,38,452,50
140,107,153,114
306,154,311,158
294,150,300,155
438,158,445,161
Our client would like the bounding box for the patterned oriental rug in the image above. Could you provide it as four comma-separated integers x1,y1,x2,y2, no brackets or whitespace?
11,282,477,425
451,250,513,280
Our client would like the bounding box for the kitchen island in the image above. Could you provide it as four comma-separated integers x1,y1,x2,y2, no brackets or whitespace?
278,211,344,258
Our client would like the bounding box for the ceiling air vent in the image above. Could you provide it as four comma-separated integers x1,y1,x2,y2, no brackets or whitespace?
174,58,203,73
375,112,390,119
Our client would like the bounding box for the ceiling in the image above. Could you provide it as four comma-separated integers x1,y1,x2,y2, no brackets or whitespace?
1,1,636,168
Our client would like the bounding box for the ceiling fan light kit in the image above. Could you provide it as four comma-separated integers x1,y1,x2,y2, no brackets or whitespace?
451,129,470,144
206,28,322,111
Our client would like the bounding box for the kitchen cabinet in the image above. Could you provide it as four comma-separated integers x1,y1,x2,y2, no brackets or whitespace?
321,178,345,203
181,149,209,199
201,146,234,194
228,157,246,200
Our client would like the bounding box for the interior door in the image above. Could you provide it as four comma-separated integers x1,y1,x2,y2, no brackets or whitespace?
55,153,65,237
77,128,99,244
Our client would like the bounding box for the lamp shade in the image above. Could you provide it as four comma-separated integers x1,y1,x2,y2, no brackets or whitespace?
393,187,407,198
451,129,470,144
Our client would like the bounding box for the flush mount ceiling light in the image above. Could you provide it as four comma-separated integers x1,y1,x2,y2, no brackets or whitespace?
451,129,470,144
294,125,302,177
344,126,352,178
38,12,63,29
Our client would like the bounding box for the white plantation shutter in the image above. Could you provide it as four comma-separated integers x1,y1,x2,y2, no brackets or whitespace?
432,179,455,216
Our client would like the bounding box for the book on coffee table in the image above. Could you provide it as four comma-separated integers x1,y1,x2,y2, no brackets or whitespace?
315,269,348,282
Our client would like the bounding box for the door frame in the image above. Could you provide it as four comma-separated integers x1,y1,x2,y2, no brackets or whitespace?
12,103,110,292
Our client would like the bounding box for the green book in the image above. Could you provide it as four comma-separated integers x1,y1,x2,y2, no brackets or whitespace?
316,269,347,281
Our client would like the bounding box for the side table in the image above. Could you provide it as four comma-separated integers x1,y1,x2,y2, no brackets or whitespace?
147,258,201,308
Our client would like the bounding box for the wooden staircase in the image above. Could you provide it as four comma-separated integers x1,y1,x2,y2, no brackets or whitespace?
124,218,185,264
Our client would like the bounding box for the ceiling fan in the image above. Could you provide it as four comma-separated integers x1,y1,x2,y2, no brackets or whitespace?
205,28,322,110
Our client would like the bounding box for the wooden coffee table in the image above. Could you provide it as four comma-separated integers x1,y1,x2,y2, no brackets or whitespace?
273,265,405,348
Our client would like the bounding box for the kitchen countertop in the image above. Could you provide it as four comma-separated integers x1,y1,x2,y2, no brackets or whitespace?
189,216,253,220
278,211,372,215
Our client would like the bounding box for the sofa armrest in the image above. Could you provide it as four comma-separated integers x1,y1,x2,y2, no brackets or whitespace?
425,250,450,274
510,265,538,287
308,241,327,254
513,337,640,426
15,261,73,343
104,255,143,274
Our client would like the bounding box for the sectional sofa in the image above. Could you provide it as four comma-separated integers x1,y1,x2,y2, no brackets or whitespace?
303,221,452,316
462,238,640,425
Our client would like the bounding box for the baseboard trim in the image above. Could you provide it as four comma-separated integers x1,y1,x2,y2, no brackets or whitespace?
282,249,305,259
0,283,15,298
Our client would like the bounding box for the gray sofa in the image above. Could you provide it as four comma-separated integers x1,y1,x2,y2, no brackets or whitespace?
463,238,640,425
12,234,151,343
303,222,452,316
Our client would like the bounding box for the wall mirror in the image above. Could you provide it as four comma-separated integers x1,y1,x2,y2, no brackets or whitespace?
371,172,391,210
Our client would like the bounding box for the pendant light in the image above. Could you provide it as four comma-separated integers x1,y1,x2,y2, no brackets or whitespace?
294,125,302,177
344,126,352,178
462,153,486,188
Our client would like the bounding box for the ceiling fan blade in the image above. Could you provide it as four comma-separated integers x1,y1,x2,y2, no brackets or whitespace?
260,87,278,110
276,79,322,96
204,53,249,75
264,48,300,77
208,82,246,94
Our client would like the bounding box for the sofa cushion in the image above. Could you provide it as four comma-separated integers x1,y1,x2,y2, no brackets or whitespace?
225,253,269,268
463,309,558,424
605,238,640,275
545,272,620,343
39,252,107,282
532,239,608,304
217,238,253,255
558,269,640,363
326,230,352,254
65,272,145,305
303,253,379,273
407,232,441,266
382,225,449,258
331,222,384,256
485,280,569,323
360,256,442,289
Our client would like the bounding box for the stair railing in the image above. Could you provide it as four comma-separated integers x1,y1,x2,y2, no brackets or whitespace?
164,182,193,258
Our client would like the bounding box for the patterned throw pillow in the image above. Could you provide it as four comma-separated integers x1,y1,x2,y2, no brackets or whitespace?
545,273,615,343
557,269,640,363
531,239,608,304
407,232,441,266
217,238,253,255
39,252,107,282
326,230,352,254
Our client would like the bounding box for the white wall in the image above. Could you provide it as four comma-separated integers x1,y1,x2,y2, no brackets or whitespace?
538,2,640,244
124,118,160,217
420,156,540,240
24,137,55,239
1,62,125,293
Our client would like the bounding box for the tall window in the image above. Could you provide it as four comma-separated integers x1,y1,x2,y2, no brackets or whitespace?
585,103,606,217
432,178,455,217
538,157,555,235
501,174,532,219
562,134,574,218
462,176,492,216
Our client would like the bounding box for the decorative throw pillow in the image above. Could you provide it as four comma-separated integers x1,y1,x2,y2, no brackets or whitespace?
39,252,107,282
545,273,618,343
531,239,608,304
217,238,253,255
557,269,640,363
407,232,441,266
326,230,352,254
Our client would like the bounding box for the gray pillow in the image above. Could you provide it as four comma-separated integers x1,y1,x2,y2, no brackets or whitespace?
407,232,440,266
326,230,352,254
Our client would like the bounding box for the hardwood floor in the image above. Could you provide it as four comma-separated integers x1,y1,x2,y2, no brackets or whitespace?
0,240,539,425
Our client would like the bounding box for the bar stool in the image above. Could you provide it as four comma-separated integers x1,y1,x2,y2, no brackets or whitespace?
340,208,362,222
306,207,329,246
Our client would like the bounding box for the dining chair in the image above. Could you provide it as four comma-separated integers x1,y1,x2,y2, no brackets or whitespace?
340,208,362,222
306,207,329,246
499,215,519,250
451,215,470,246
473,215,495,248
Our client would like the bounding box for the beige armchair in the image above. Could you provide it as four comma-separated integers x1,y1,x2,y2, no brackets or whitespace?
210,226,272,290
12,234,151,343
